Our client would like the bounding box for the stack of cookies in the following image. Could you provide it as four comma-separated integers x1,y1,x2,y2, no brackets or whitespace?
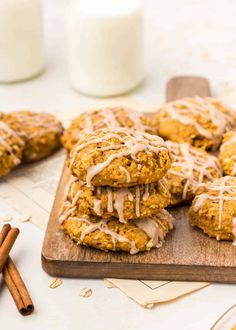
59,127,175,254
0,111,63,176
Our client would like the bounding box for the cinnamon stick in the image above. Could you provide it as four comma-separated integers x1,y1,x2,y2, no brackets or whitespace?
2,257,34,316
0,224,11,245
0,224,34,316
0,225,19,272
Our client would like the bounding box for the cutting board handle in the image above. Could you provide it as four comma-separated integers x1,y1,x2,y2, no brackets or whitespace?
166,76,211,101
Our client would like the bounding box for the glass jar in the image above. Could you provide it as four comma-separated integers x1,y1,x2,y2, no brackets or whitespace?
0,0,44,83
67,0,144,97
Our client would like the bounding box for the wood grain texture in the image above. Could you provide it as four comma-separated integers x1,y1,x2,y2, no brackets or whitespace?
42,76,236,282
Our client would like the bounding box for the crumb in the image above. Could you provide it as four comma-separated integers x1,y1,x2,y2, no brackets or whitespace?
49,278,62,289
0,193,8,199
80,288,92,298
145,303,154,308
19,214,32,222
1,214,12,222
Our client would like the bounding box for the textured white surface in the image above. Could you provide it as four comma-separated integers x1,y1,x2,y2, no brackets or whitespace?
1,0,236,329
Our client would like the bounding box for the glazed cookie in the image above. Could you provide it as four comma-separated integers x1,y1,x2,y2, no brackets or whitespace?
165,141,222,206
60,209,175,254
219,131,236,176
3,111,63,162
155,97,236,150
69,128,171,187
0,118,25,176
189,176,236,241
60,176,170,223
62,106,156,152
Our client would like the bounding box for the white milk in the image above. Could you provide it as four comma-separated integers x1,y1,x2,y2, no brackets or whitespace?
0,0,44,83
67,0,144,97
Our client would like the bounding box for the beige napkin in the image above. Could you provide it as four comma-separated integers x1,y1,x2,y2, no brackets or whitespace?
105,279,209,308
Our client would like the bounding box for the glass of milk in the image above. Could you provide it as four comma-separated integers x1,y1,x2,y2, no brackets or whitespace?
0,0,44,83
67,0,144,97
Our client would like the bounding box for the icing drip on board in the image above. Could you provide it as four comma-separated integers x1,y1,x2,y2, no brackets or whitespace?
70,128,168,187
161,97,236,149
193,176,236,242
166,141,222,200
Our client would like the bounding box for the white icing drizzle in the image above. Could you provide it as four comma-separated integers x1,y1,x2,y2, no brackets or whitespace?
59,206,77,223
83,113,95,134
134,218,164,245
134,210,175,246
60,175,154,223
0,120,24,165
71,189,82,206
97,186,101,197
142,184,149,201
162,97,236,149
70,128,167,187
93,198,101,216
58,175,80,222
113,106,153,132
107,188,113,212
135,186,140,217
67,209,175,254
97,108,121,130
119,165,131,183
68,216,139,254
10,112,62,139
72,106,153,141
166,141,222,200
114,188,127,223
193,176,236,241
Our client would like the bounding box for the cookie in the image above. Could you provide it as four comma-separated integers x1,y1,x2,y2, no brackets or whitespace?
155,97,236,150
0,118,25,176
60,209,175,254
189,176,236,241
165,141,222,206
60,176,170,223
3,111,63,162
62,106,156,152
69,128,171,187
219,131,236,176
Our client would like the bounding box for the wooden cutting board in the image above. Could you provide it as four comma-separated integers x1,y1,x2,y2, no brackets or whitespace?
42,76,236,283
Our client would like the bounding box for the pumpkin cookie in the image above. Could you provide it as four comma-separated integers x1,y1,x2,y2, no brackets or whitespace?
189,176,236,241
69,128,171,187
165,141,222,206
219,131,236,176
0,117,25,176
60,209,175,254
3,111,63,162
62,106,156,152
60,176,170,223
155,97,236,150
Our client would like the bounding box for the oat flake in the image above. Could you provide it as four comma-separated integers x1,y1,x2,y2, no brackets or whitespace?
80,288,92,298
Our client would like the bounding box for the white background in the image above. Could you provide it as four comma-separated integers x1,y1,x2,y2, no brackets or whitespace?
1,0,236,329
